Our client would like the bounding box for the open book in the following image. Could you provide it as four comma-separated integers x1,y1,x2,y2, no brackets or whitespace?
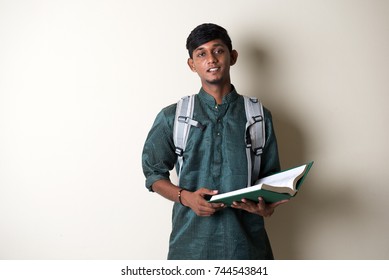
208,161,314,205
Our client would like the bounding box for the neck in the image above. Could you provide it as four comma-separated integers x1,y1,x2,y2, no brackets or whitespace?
201,82,232,104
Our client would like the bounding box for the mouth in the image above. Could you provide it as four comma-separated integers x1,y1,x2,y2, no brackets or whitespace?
207,67,220,73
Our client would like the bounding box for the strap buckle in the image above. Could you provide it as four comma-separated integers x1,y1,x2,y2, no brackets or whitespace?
178,116,189,123
175,147,184,156
252,115,263,123
253,147,263,156
178,116,206,131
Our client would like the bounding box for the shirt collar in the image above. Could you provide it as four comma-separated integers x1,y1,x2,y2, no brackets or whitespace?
198,85,239,107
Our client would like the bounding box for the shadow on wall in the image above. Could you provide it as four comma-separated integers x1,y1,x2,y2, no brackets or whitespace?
240,41,308,259
241,42,361,259
240,42,306,169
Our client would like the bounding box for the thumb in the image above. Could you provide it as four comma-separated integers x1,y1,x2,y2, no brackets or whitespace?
198,188,219,200
269,199,289,208
199,188,219,196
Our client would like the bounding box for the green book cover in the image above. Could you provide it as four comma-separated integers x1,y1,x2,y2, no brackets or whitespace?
209,161,314,205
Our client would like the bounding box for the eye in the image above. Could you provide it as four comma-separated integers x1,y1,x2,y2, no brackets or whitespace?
197,52,206,58
214,48,224,55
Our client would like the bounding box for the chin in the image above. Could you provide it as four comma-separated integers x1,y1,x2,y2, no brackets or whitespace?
206,78,223,85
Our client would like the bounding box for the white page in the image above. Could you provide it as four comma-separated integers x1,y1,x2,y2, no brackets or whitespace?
256,164,306,188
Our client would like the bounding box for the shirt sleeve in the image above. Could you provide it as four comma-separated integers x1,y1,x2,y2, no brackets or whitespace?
141,104,177,191
258,108,281,179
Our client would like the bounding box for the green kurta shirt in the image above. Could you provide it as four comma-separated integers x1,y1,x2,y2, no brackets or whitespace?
142,87,280,259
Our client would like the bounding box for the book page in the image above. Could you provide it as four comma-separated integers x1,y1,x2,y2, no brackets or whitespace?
210,184,264,200
256,164,307,189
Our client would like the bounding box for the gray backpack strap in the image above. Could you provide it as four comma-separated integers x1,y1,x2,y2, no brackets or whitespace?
173,95,204,179
244,96,266,187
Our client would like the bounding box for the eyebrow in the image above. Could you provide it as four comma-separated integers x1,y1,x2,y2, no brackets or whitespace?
194,43,225,52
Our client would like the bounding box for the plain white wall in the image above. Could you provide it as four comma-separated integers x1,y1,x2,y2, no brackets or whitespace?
0,0,388,259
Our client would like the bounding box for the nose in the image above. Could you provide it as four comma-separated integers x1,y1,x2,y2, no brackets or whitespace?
207,52,217,64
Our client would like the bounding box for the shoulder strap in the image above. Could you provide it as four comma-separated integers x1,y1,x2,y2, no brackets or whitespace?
244,96,266,187
173,95,204,179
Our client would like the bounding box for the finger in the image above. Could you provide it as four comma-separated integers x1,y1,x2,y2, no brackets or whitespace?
199,205,217,216
231,201,250,211
199,188,219,195
256,197,277,217
231,201,242,208
269,199,289,208
257,197,266,210
241,198,257,207
201,200,220,210
209,202,225,209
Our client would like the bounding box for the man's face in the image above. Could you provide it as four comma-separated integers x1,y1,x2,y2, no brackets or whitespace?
188,39,237,86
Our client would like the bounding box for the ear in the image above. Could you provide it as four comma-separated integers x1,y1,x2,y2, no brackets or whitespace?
187,58,196,72
230,50,238,66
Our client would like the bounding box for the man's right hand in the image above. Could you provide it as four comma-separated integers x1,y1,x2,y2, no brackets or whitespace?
181,188,225,216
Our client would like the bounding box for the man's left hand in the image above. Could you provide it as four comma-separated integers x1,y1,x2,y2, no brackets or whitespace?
231,197,289,217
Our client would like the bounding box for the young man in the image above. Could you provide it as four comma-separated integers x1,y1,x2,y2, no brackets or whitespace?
142,23,286,259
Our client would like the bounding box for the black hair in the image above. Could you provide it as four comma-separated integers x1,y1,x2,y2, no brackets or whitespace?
186,23,233,58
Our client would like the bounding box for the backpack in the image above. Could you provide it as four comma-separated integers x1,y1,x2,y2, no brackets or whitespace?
173,95,265,187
